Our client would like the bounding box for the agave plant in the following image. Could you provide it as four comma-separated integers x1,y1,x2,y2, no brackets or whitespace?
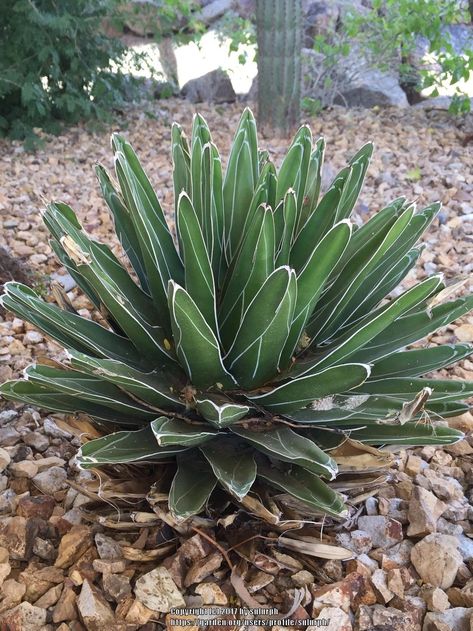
1,109,472,520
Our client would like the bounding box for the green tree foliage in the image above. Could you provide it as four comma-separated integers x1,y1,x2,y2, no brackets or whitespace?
0,0,196,145
343,0,473,112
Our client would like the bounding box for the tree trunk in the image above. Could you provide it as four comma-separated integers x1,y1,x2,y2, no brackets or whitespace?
256,0,302,136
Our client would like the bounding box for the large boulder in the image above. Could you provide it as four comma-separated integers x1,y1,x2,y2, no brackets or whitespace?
181,68,236,103
302,47,408,108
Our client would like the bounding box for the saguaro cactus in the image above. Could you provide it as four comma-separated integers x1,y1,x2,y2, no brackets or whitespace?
256,0,302,135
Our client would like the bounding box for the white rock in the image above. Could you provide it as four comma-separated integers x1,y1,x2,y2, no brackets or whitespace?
134,566,185,612
411,534,462,589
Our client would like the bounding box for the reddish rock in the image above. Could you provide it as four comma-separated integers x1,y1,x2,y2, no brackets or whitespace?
17,495,56,521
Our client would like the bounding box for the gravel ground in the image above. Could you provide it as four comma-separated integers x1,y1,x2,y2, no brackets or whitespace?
0,100,472,630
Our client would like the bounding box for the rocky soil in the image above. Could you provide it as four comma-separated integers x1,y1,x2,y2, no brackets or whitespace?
0,100,473,630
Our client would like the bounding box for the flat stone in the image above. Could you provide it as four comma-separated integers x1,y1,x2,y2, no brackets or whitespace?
195,582,228,605
313,606,352,630
411,534,463,588
422,607,473,630
43,418,72,439
77,579,116,630
357,515,403,549
420,585,450,612
371,568,394,604
407,486,447,537
33,466,67,495
94,533,123,560
0,516,28,560
17,495,55,520
0,427,21,447
55,525,92,569
52,585,78,623
134,566,185,613
184,551,223,587
0,448,11,473
9,460,38,479
0,601,47,630
22,432,49,452
102,573,131,602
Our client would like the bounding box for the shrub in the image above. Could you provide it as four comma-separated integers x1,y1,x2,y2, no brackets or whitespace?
1,109,471,520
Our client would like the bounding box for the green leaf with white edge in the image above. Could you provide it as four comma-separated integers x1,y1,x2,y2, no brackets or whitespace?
248,363,370,413
169,452,217,519
276,125,312,218
308,204,417,342
200,438,257,500
58,232,175,365
223,108,258,259
350,295,473,364
219,206,275,346
294,275,444,379
232,426,337,480
151,417,217,447
171,122,191,213
353,376,473,402
340,247,422,330
0,283,145,369
256,461,347,519
196,395,250,428
225,267,297,389
280,220,352,367
343,423,464,446
290,166,351,271
168,281,236,389
298,137,325,230
113,137,184,327
77,424,186,468
96,165,149,294
24,364,156,419
190,113,212,226
333,197,407,275
370,343,473,379
68,350,185,410
275,189,297,267
0,379,145,425
177,192,217,334
201,142,225,286
240,160,277,239
335,143,373,222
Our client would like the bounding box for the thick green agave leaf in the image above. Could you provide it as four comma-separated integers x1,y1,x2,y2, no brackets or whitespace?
290,166,351,272
190,113,212,225
351,295,473,364
232,427,337,480
309,204,419,342
24,365,157,419
177,192,217,333
335,142,373,223
200,438,257,500
224,267,297,388
96,165,150,294
370,343,473,379
168,282,236,389
1,283,144,369
151,417,217,447
343,423,464,446
240,160,277,240
196,395,250,428
354,376,473,402
294,275,444,378
298,137,325,230
0,380,146,425
113,134,184,329
77,424,186,468
249,363,370,413
223,108,259,259
280,219,352,367
68,350,185,410
275,189,297,267
276,125,312,219
256,461,347,519
169,452,217,519
201,142,225,285
219,205,275,346
171,122,191,212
